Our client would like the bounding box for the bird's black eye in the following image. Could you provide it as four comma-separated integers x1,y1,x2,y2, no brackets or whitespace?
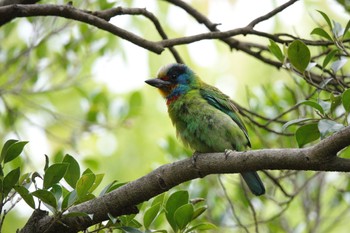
168,65,185,80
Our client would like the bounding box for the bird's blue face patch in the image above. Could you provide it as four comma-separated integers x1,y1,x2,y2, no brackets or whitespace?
155,63,197,102
176,73,191,85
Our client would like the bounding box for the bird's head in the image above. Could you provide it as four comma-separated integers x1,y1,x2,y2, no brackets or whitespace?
145,63,199,99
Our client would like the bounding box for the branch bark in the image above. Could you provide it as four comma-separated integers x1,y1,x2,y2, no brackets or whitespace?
1,1,346,91
0,2,332,52
20,126,350,233
0,4,164,53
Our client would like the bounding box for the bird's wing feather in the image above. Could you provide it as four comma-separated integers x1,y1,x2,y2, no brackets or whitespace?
200,84,251,147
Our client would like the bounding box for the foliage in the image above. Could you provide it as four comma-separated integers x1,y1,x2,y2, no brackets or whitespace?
0,139,29,229
0,139,212,232
0,0,350,232
273,10,350,147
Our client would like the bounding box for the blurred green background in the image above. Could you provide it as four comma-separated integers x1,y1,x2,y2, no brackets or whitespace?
1,0,350,232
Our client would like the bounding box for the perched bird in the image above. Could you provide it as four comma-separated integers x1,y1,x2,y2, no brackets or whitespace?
145,63,265,196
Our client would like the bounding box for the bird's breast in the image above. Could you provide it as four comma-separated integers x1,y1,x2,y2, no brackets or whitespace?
167,93,248,152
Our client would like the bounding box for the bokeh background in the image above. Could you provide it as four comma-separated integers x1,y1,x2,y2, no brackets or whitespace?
1,0,350,232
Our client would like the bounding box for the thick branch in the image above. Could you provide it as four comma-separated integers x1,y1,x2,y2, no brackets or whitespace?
21,126,350,233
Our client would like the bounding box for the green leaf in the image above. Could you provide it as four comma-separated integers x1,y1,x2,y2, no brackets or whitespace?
0,139,18,163
75,193,95,204
318,119,344,139
323,50,338,68
32,189,57,209
14,186,35,209
268,39,284,62
174,203,194,230
3,141,28,164
287,40,311,72
152,193,165,206
62,154,80,188
99,180,118,196
282,118,313,132
344,20,350,37
311,27,333,41
296,123,320,147
192,206,207,220
76,173,95,199
19,172,31,186
82,168,93,175
43,163,69,189
342,89,350,112
3,167,20,196
44,154,49,171
317,10,332,29
165,190,189,232
62,190,78,210
143,203,161,229
100,182,126,196
331,93,342,112
186,222,217,232
88,173,104,193
299,100,324,115
50,184,63,203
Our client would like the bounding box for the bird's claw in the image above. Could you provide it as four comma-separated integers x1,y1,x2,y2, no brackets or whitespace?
191,151,200,167
224,149,234,160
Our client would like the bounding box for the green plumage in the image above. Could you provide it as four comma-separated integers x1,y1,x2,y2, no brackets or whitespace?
168,86,249,152
145,63,265,196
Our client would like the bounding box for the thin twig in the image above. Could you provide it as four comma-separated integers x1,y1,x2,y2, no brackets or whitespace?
218,175,249,233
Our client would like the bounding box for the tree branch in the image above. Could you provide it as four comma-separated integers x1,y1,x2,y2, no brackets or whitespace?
0,4,164,53
0,0,40,7
0,2,334,54
2,1,346,92
246,0,299,28
20,126,350,233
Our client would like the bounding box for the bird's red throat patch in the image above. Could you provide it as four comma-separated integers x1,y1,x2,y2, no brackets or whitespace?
166,94,180,105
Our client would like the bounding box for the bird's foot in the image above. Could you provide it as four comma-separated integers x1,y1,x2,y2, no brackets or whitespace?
224,149,234,160
192,151,200,166
192,151,204,178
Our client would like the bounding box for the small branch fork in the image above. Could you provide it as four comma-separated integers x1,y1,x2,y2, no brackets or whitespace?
1,0,347,91
20,126,350,233
0,0,307,53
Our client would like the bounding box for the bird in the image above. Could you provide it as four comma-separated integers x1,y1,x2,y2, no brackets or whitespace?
145,63,265,196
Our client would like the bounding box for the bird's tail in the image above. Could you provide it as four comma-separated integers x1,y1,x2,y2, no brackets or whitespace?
241,172,265,196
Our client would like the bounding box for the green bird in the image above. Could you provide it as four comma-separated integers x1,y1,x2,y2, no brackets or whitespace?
145,63,265,196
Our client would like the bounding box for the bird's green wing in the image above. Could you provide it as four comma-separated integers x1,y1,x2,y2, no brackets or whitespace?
200,84,251,147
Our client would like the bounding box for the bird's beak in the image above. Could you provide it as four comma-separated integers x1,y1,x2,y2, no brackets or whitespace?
145,78,172,89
